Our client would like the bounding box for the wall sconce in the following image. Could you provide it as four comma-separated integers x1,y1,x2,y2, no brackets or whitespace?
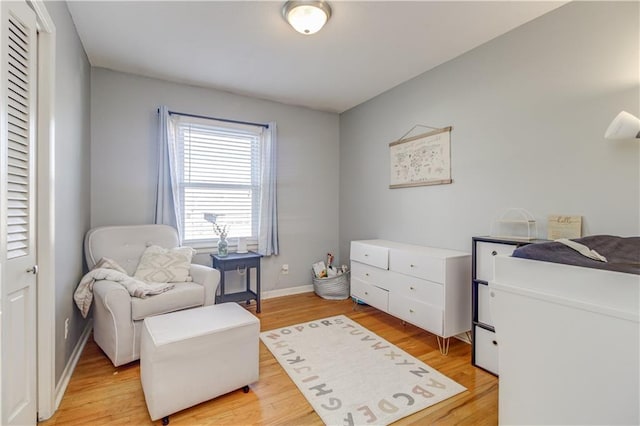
282,1,332,35
604,111,640,139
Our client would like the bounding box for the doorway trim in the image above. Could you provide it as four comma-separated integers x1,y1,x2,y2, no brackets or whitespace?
29,0,56,420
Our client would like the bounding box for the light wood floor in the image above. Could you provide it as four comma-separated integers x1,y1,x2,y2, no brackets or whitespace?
40,293,498,425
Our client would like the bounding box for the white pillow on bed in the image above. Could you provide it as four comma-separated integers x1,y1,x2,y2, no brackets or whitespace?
134,245,195,283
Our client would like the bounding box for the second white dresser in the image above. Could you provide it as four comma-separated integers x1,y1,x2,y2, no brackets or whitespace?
471,236,547,375
350,239,471,352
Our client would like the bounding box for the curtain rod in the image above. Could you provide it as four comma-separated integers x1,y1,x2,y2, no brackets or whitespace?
162,109,269,129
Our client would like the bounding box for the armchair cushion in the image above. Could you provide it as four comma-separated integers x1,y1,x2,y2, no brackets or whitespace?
131,283,204,321
134,245,195,283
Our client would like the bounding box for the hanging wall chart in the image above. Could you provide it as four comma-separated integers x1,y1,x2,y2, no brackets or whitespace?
389,126,452,189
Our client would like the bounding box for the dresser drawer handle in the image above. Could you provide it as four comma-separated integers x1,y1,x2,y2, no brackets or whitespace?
410,264,415,268
365,273,369,276
364,253,369,257
491,251,498,256
492,340,498,346
410,286,415,290
409,309,414,313
365,291,369,295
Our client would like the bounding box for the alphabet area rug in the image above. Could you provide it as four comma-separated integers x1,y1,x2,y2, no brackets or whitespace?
259,315,466,425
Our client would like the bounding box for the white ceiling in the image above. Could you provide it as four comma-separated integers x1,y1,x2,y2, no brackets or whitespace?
67,1,567,113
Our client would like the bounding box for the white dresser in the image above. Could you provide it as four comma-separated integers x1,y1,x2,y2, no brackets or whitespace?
350,239,471,353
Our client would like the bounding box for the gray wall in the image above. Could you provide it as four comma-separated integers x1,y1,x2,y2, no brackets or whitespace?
90,69,340,291
45,2,92,383
339,1,640,263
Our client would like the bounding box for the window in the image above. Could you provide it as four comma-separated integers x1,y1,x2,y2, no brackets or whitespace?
172,116,263,243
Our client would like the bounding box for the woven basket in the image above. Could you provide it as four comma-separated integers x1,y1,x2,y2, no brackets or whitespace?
312,271,350,300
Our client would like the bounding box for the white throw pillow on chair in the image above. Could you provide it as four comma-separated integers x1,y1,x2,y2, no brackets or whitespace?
134,245,195,283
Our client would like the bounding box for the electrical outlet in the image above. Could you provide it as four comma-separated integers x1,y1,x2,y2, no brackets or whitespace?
64,318,70,340
281,264,289,275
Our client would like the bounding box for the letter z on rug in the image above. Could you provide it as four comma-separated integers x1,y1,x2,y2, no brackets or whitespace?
260,315,466,425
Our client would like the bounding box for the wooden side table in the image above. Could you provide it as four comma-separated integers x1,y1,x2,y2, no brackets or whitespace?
210,252,262,313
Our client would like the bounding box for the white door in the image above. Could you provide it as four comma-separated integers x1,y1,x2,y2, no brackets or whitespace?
0,1,38,425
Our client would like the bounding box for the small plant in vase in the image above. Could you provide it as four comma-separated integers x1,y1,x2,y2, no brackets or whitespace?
203,213,230,257
212,223,230,257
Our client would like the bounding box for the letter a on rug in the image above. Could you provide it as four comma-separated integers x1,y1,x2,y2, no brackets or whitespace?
260,315,466,425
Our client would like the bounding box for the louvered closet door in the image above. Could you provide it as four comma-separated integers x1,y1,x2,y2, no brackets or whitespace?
0,1,37,425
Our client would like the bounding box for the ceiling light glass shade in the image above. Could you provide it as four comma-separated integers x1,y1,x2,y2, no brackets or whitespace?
604,111,640,139
282,1,331,35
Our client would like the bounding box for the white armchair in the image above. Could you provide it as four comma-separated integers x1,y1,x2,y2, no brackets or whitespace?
84,224,220,366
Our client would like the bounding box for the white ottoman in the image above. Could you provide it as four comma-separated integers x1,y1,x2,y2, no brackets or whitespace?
140,303,260,423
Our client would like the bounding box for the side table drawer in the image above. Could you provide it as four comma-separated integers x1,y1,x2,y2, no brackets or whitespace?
474,325,499,375
351,277,388,311
213,258,256,271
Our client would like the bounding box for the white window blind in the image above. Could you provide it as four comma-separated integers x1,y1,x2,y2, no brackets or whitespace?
174,117,262,242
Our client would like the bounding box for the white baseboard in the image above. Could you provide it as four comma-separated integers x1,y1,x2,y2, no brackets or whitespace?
262,285,313,300
54,319,93,410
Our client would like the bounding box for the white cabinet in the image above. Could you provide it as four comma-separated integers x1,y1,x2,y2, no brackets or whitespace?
350,240,471,351
471,236,546,375
491,255,639,425
471,237,521,375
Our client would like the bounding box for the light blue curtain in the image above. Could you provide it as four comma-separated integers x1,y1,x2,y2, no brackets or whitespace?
258,122,279,256
154,106,184,241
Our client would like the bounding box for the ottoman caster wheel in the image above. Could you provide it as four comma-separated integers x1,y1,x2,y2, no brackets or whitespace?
162,416,169,425
243,385,250,393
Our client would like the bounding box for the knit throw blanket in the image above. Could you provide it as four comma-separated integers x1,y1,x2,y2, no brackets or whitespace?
74,258,175,318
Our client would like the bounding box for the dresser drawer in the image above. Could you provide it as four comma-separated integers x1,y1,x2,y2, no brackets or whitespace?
474,325,499,375
477,282,494,327
351,277,389,311
351,241,389,269
351,261,389,290
476,241,518,282
389,248,444,283
392,271,443,308
388,293,443,336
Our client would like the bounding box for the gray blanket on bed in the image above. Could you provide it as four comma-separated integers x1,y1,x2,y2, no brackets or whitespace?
512,235,640,275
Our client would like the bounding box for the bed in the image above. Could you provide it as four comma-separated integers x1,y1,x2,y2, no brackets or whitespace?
489,235,639,425
511,234,640,274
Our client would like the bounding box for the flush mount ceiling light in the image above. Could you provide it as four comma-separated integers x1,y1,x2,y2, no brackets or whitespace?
282,1,332,35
